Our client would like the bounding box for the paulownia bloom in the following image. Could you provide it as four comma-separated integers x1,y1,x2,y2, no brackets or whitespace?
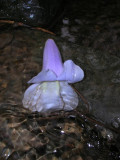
22,39,84,114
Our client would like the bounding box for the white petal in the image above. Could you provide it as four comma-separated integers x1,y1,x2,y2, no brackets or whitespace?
60,82,78,110
58,60,84,83
28,70,57,83
23,82,64,113
22,81,79,114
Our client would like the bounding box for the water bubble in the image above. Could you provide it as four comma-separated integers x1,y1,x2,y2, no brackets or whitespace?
116,117,120,123
61,130,65,134
87,142,94,148
111,116,120,128
101,128,113,141
112,121,119,129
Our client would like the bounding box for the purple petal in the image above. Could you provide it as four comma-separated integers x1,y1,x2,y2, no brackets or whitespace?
57,60,84,83
28,70,57,83
42,39,63,76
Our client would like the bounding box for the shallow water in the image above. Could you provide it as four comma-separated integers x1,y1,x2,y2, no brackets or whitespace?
0,103,119,160
0,0,120,159
0,28,119,160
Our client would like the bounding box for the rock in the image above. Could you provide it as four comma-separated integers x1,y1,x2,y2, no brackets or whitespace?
0,33,13,49
0,0,64,27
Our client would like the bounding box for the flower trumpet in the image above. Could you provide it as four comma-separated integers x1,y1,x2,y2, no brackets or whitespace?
22,39,84,114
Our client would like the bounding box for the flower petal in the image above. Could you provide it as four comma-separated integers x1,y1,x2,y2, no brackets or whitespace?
28,70,57,83
42,39,63,76
57,60,84,83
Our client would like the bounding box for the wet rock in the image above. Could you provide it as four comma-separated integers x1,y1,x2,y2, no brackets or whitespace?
0,0,64,27
58,0,120,58
0,33,13,49
55,39,120,129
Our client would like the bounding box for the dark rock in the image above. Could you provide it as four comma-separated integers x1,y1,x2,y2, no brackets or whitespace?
0,0,64,28
0,33,13,49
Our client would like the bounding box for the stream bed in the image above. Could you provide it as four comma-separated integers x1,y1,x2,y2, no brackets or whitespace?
0,0,120,159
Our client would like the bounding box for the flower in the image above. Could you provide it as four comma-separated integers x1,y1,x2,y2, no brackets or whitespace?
22,39,84,114
28,39,84,83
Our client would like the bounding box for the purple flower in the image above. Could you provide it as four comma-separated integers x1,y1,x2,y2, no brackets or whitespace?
23,39,84,113
28,39,84,84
